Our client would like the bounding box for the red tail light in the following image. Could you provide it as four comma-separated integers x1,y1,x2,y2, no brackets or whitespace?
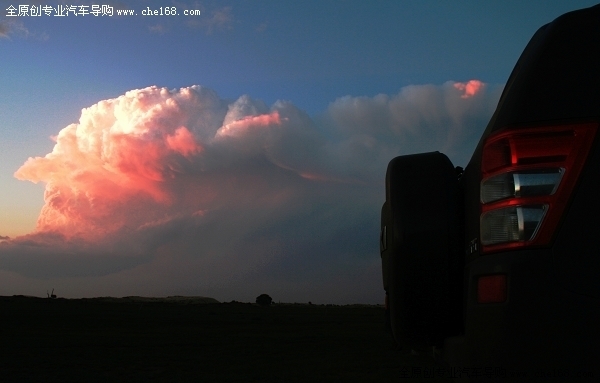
480,123,597,253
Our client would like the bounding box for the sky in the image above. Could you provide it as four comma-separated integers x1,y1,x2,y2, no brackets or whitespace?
1,0,598,303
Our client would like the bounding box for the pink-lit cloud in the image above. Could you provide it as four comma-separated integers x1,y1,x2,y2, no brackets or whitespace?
14,86,209,239
216,111,283,138
0,82,502,303
453,79,484,98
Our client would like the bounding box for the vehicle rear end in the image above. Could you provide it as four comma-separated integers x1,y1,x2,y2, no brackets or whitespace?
460,4,600,379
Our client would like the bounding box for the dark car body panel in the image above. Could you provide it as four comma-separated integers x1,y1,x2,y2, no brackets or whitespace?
459,4,600,377
382,5,600,377
465,250,600,374
491,6,600,130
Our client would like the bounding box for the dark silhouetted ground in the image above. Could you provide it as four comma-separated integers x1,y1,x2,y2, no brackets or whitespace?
0,296,454,382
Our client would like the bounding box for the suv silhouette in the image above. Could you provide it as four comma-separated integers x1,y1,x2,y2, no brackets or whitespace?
380,4,600,380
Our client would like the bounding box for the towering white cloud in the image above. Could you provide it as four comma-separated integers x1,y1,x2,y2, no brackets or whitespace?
0,81,502,303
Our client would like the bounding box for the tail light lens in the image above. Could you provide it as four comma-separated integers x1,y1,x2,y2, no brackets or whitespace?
481,169,564,204
480,123,597,253
481,205,547,244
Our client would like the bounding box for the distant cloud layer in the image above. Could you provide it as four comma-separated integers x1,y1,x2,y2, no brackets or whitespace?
0,81,502,303
0,17,49,40
186,6,234,34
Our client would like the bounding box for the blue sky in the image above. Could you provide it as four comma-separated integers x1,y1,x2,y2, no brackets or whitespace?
0,1,597,302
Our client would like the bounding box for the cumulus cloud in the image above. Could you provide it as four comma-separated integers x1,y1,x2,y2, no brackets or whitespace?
148,24,167,34
0,17,48,40
187,6,234,34
1,81,502,303
0,21,9,38
322,80,501,171
0,18,28,39
255,22,268,33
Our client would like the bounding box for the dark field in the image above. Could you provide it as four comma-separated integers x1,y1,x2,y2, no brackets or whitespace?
0,295,456,382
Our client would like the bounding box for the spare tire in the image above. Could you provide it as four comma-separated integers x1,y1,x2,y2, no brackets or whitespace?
382,152,463,350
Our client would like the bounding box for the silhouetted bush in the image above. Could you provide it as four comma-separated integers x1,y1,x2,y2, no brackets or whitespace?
255,294,272,306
